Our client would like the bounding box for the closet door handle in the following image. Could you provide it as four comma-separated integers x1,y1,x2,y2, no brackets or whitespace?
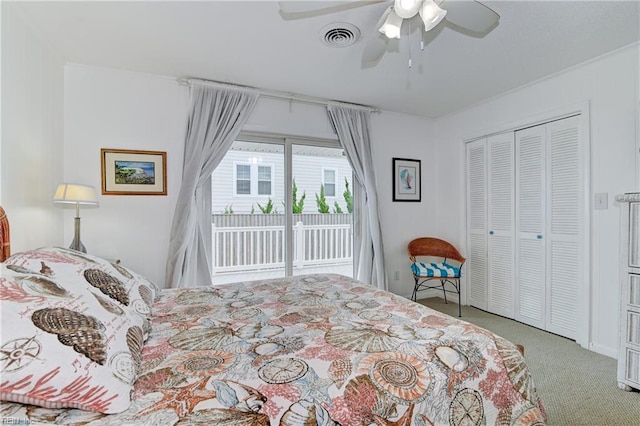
489,231,494,235
536,234,543,239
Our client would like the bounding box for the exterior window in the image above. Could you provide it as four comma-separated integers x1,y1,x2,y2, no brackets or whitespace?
234,162,273,196
236,164,251,195
323,168,336,197
258,165,272,195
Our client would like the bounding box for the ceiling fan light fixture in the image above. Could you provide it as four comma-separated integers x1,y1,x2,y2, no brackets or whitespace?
393,0,422,19
379,8,403,39
419,0,447,31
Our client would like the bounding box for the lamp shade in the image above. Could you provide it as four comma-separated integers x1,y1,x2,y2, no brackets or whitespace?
420,0,447,32
379,8,403,39
53,183,99,207
393,0,421,18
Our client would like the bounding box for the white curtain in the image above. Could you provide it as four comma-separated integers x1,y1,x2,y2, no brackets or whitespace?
327,104,387,290
166,83,259,288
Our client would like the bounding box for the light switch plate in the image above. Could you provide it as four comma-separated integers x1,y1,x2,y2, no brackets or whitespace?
594,193,608,210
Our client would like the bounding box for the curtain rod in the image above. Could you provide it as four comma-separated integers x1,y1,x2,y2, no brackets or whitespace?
177,77,380,113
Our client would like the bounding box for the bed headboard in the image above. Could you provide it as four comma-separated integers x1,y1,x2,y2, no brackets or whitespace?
0,206,10,262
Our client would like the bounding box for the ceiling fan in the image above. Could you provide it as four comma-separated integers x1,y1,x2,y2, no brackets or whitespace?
278,0,500,67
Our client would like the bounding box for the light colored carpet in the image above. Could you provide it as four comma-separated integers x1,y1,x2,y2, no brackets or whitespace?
418,297,640,426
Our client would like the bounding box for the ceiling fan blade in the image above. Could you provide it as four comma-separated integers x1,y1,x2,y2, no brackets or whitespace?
278,1,386,19
361,34,388,67
440,0,499,33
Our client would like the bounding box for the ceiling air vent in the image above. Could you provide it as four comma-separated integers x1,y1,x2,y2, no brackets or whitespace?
320,23,360,48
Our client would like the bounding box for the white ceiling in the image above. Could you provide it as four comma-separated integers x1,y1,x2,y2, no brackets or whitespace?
8,0,640,118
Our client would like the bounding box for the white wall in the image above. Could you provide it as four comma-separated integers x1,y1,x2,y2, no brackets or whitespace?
63,65,436,289
1,3,65,251
434,43,640,357
371,111,436,296
63,64,188,287
244,97,337,140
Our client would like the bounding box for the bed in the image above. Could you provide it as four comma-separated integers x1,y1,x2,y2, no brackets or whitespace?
0,245,546,425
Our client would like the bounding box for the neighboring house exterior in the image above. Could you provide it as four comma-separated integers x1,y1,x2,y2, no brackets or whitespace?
210,141,355,283
212,142,353,214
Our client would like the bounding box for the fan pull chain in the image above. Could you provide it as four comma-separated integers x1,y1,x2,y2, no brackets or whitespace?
408,18,413,68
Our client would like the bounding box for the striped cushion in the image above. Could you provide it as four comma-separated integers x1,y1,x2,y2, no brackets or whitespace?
411,261,460,278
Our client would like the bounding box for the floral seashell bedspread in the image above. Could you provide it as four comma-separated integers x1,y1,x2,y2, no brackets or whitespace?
1,274,546,425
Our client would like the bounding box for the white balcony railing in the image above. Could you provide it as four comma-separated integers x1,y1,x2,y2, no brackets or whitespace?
212,221,352,275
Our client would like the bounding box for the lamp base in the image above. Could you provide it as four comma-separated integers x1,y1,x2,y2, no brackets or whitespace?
70,216,87,253
69,240,86,253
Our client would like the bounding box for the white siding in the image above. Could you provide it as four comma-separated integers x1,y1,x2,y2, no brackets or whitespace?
212,150,352,214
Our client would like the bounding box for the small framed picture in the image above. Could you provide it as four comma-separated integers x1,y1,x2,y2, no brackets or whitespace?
392,157,421,202
101,148,167,195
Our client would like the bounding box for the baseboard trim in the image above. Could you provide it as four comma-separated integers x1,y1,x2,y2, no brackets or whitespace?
589,342,617,359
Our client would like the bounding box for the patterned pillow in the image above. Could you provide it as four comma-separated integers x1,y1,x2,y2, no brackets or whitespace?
0,249,152,413
4,247,159,328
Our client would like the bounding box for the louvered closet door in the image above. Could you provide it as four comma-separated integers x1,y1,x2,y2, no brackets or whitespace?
466,139,488,310
545,116,581,339
515,125,546,329
487,133,515,318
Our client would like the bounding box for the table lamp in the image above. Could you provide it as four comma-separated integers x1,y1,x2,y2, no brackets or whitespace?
53,183,99,253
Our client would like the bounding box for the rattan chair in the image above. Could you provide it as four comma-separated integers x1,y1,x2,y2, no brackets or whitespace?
408,237,466,317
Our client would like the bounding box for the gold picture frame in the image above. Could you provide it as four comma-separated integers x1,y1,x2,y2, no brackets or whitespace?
101,148,167,195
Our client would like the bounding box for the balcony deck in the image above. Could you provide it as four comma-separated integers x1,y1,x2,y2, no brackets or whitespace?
211,213,353,285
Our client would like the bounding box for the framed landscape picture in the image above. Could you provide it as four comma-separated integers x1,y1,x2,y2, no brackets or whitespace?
101,148,167,195
392,157,421,202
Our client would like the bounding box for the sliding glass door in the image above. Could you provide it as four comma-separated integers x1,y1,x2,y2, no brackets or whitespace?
289,143,353,277
210,135,353,284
